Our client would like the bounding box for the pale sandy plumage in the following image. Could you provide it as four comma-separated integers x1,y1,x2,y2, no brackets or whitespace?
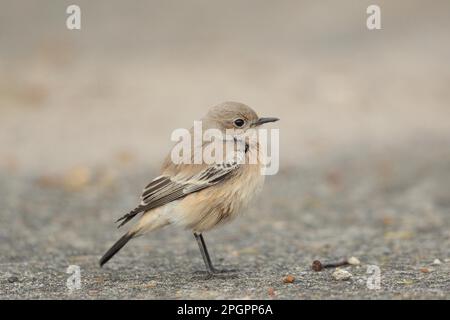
99,101,278,273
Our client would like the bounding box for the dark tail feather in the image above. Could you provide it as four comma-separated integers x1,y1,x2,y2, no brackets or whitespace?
115,205,146,228
99,233,133,267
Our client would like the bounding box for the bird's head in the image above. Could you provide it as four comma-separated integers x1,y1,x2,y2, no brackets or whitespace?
204,101,279,133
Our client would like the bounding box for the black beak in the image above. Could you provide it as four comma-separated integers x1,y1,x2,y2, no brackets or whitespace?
253,117,279,126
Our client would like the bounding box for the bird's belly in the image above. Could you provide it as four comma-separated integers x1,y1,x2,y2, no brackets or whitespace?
175,166,265,232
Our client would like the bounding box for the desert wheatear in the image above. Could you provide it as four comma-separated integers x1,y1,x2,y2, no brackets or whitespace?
99,101,279,278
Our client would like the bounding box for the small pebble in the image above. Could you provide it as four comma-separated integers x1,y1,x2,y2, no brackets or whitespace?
420,267,430,273
144,280,157,288
432,259,441,265
347,257,360,265
283,275,295,283
332,269,352,281
268,287,275,296
7,276,19,283
312,260,323,272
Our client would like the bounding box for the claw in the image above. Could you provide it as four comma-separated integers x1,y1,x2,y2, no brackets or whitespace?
211,268,238,274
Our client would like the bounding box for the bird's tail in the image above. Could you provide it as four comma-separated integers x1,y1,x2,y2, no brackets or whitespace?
99,232,134,267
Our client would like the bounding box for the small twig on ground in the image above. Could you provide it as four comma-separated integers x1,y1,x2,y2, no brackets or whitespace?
311,259,350,272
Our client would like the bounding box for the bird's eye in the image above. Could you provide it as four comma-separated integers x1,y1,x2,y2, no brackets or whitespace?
233,119,245,127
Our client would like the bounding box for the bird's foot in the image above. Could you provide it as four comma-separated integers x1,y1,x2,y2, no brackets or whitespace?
192,269,238,280
211,267,238,274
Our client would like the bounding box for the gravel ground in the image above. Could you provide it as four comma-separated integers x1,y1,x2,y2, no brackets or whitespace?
1,140,449,299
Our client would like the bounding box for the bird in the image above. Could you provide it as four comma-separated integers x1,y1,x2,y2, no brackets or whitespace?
99,101,279,278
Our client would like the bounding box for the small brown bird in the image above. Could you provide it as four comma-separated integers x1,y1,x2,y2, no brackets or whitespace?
99,101,279,278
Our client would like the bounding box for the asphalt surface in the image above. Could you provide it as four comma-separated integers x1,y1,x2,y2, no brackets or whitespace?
1,140,449,299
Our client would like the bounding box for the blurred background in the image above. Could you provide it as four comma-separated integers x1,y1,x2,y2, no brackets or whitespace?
1,0,449,175
1,0,449,299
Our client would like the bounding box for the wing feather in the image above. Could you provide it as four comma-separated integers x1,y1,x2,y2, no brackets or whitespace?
115,161,240,228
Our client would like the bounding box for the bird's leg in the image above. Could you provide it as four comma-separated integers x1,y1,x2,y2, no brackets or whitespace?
193,233,237,277
194,232,216,277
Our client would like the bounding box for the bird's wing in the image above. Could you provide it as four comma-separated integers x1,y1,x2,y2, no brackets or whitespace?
115,160,241,228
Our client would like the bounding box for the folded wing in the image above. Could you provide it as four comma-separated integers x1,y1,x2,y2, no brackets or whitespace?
115,161,240,228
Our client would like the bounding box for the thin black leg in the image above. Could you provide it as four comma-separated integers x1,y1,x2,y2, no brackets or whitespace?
193,233,237,279
198,233,216,272
194,232,215,276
